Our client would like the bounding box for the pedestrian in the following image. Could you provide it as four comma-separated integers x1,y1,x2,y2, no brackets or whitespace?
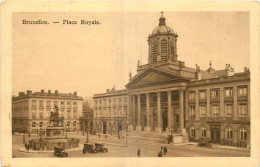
164,146,167,154
33,144,36,151
137,148,140,157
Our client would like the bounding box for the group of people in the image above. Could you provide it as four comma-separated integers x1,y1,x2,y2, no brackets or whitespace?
137,146,168,157
24,142,36,151
158,146,167,157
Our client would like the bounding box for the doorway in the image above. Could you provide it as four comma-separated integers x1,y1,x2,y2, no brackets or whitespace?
162,111,168,131
103,122,107,134
210,124,220,143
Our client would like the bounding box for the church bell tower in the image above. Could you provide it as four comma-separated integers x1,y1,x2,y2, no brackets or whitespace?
148,12,178,64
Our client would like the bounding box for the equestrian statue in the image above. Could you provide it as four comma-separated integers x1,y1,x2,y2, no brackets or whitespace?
49,105,64,126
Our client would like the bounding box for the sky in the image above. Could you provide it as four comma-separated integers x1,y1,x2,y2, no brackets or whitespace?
12,12,249,98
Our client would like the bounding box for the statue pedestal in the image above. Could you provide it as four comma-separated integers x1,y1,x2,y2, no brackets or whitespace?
45,126,65,140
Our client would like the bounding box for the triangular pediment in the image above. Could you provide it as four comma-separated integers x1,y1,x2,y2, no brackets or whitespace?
126,68,186,88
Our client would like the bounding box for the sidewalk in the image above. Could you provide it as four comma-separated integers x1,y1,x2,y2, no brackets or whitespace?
18,144,84,153
187,142,250,152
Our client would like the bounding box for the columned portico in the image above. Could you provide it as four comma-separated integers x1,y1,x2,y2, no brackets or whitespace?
128,87,187,134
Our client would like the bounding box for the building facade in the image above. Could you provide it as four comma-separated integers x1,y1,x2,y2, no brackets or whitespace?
12,90,83,134
93,14,250,147
93,88,129,135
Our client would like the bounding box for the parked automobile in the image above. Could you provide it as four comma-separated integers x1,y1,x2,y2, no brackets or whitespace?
54,146,68,157
198,138,213,149
83,143,97,154
95,143,108,153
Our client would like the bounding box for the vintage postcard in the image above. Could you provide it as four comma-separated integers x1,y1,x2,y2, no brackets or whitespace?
1,1,260,167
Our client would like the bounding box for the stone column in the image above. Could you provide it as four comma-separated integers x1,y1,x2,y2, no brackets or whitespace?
233,86,238,120
220,87,224,118
206,89,211,117
28,99,32,119
179,89,186,135
145,93,151,132
128,95,134,131
36,100,39,119
111,97,113,119
167,91,172,130
247,84,250,118
179,90,184,128
64,100,67,119
133,95,136,128
136,94,141,131
155,92,162,133
195,90,199,120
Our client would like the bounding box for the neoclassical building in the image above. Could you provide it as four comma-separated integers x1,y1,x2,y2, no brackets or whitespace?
93,88,129,135
93,14,250,147
12,89,83,134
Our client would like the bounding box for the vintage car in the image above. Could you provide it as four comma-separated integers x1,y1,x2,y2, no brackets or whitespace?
83,143,97,154
54,146,68,157
198,138,213,149
95,143,108,153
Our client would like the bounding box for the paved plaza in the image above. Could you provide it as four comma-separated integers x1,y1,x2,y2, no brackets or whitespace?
12,132,250,158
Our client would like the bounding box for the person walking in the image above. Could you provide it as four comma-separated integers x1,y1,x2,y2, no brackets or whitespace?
137,148,140,157
164,146,167,155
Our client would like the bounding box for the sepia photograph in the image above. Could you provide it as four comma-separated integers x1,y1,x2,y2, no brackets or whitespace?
1,1,260,167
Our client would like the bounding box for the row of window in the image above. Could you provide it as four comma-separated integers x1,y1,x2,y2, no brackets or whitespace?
189,103,248,118
31,100,77,108
31,109,78,118
189,86,248,100
95,97,128,106
189,126,248,140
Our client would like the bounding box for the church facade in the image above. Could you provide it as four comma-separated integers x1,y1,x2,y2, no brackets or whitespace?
93,14,250,147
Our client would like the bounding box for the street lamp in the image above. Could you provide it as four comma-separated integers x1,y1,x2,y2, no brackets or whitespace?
125,121,129,147
22,122,26,144
86,121,89,143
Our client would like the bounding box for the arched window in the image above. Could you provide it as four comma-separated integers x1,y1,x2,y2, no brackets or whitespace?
226,126,233,139
240,127,247,140
32,122,36,127
160,39,167,54
170,45,174,54
190,125,195,137
39,121,43,128
201,125,206,137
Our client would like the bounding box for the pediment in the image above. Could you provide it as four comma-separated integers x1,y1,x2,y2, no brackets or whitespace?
126,68,185,88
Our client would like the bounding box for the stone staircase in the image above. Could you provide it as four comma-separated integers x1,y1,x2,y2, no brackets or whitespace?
126,131,168,144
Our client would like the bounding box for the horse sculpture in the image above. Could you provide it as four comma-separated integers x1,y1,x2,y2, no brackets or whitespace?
49,105,64,126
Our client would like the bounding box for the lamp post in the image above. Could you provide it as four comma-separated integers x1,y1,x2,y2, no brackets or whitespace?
125,121,129,147
86,121,89,143
22,123,26,144
39,124,43,151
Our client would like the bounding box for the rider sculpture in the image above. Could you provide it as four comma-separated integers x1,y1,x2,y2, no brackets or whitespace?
49,105,64,126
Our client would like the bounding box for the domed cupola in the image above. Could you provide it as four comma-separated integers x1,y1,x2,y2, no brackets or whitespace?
148,12,178,64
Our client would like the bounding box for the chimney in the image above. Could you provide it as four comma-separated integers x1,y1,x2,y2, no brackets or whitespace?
48,90,51,95
41,89,44,94
26,90,32,95
74,91,77,96
19,92,25,96
55,90,58,95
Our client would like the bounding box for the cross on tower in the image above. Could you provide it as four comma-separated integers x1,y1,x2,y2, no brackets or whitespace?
161,11,164,17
